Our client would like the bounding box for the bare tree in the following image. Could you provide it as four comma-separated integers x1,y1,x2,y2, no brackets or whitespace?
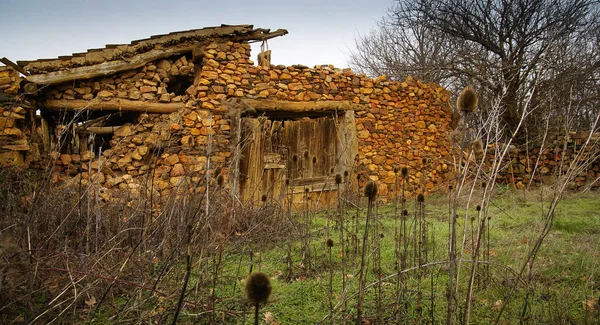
350,0,600,142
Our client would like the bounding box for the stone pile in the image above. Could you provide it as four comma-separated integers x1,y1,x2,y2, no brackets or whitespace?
487,131,600,189
0,66,36,167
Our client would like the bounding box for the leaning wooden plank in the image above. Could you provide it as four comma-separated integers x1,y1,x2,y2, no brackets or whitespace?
26,45,196,85
1,57,29,75
43,99,182,113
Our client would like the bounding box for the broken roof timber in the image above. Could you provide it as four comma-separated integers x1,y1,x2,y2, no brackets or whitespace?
20,25,288,85
26,45,196,86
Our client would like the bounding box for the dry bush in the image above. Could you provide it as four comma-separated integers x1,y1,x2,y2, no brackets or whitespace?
0,166,297,324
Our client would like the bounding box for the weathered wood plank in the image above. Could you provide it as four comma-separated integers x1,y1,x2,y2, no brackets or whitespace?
77,126,120,135
43,98,183,113
238,99,361,113
26,45,197,86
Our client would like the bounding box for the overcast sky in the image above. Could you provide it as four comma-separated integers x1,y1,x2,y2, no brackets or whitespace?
1,0,391,69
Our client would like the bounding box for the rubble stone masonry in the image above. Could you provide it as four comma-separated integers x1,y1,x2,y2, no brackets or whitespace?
2,38,596,205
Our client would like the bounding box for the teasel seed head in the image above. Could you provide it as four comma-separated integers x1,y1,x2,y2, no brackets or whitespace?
303,150,309,160
344,170,349,178
417,193,425,203
312,156,317,164
326,238,334,247
401,167,408,179
476,205,481,211
393,166,399,174
261,194,267,202
335,174,342,185
457,86,478,113
292,154,298,163
403,209,408,216
245,272,272,305
472,138,484,155
364,181,378,201
422,158,427,165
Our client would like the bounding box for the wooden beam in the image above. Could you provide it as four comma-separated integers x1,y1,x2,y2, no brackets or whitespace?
237,99,362,113
77,126,119,135
43,98,183,113
26,45,196,86
1,57,29,75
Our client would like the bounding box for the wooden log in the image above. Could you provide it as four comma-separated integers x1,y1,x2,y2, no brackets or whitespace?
25,45,197,86
43,98,182,113
23,83,38,94
77,126,120,135
0,57,29,76
233,99,362,114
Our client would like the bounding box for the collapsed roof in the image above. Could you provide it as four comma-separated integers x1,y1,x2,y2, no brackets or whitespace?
17,24,287,86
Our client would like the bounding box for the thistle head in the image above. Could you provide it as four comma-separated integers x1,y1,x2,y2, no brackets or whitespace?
326,238,334,247
457,86,478,113
245,272,272,305
472,139,484,154
401,167,408,179
335,174,342,185
364,181,378,201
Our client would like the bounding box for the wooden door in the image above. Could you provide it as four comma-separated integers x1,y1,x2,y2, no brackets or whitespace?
238,116,338,208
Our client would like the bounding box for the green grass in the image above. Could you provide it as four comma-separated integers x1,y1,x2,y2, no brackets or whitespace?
89,188,600,324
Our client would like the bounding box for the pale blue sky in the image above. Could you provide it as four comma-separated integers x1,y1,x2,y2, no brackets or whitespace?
1,0,392,69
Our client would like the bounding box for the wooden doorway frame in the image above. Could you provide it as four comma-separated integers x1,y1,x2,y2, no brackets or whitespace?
226,98,361,210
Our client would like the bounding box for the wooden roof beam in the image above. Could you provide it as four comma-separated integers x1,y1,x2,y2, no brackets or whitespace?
43,98,183,114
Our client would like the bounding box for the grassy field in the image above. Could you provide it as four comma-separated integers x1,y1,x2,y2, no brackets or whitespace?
2,173,599,324
174,186,600,324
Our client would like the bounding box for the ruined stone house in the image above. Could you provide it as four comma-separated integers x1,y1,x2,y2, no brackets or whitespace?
0,25,454,208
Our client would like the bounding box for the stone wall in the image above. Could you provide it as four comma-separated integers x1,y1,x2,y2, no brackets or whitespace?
0,66,35,167
32,40,453,202
487,131,600,190
5,35,598,205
